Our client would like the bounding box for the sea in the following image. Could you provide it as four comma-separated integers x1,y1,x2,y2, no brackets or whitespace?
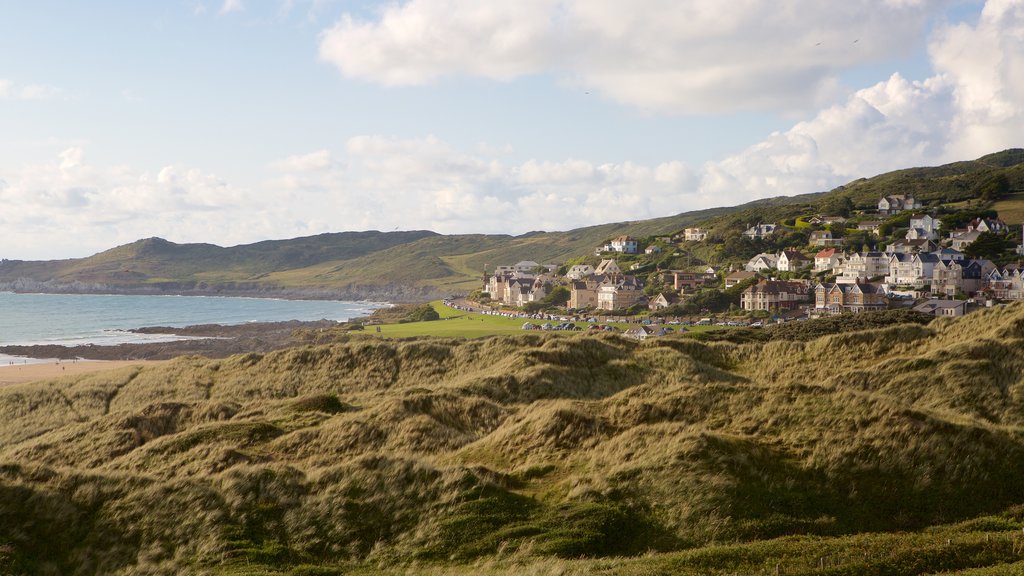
0,292,384,364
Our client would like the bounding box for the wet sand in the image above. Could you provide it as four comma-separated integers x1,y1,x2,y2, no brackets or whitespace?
0,360,165,386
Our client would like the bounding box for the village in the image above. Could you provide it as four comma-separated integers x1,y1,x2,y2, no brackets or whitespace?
473,194,1024,337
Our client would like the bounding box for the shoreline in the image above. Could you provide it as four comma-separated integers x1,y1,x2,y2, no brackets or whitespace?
0,359,166,386
0,281,450,304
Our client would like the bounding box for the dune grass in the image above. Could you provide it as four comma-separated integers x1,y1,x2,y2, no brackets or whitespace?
5,304,1024,574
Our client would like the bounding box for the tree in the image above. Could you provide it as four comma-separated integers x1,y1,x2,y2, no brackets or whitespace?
542,285,570,307
405,304,440,322
975,174,1011,202
964,232,1015,261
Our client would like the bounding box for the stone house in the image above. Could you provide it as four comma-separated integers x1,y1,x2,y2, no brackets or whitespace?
740,280,810,311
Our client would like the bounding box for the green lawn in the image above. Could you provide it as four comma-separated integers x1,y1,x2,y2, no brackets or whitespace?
993,191,1024,224
370,301,726,339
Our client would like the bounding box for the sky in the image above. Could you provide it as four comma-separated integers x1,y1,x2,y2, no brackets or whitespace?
1,0,1022,260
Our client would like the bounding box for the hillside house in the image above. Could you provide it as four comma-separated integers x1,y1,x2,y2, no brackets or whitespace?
744,253,778,272
965,218,1008,234
743,223,777,240
809,215,847,225
566,264,595,280
740,280,810,311
623,325,672,340
814,248,843,273
856,221,882,234
987,267,1024,300
885,239,938,255
594,259,623,278
669,271,717,291
809,230,842,247
814,282,887,314
906,214,942,241
878,195,921,216
777,250,810,272
645,245,662,255
725,270,758,288
649,292,680,310
949,230,983,251
610,236,639,254
683,227,709,241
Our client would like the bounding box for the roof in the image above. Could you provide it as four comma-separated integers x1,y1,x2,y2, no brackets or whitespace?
815,248,838,258
913,299,966,313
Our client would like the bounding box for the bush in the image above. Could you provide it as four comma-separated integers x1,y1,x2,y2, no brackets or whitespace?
405,304,440,322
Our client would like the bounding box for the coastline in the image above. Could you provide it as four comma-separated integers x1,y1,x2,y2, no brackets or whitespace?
0,359,166,386
0,279,449,304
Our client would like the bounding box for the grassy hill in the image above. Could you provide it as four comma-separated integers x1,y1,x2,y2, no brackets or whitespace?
2,149,1023,300
5,304,1024,574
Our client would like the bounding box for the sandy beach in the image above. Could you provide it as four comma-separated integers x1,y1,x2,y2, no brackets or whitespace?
0,360,165,386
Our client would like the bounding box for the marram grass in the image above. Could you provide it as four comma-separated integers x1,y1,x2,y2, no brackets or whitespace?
5,305,1024,574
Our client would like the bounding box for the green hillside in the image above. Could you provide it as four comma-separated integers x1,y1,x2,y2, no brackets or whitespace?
5,304,1024,574
1,149,1023,299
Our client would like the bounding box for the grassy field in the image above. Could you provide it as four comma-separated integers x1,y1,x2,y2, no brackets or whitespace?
369,301,726,339
993,191,1024,224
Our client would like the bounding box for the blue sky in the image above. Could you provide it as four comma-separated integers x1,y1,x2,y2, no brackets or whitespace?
1,0,1021,259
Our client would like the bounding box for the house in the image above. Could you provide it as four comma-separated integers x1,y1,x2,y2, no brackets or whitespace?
740,280,811,311
814,282,887,314
987,267,1024,300
949,230,983,251
725,270,758,288
809,215,847,226
514,260,542,273
743,223,777,239
649,292,680,311
810,230,842,247
645,245,662,255
906,214,942,241
814,248,843,273
744,253,778,272
856,221,883,234
683,227,709,241
930,259,995,298
878,195,922,216
623,325,672,340
566,265,596,280
885,253,941,288
932,247,964,261
594,259,623,277
669,271,717,291
885,239,938,255
965,218,1008,233
913,299,968,317
838,251,889,282
596,276,645,310
610,236,639,254
569,279,600,309
777,250,810,272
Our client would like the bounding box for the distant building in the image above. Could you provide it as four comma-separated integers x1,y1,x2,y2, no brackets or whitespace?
740,280,810,311
878,195,921,216
743,223,777,240
683,227,709,242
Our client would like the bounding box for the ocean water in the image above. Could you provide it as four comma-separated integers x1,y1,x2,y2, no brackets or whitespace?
0,292,383,354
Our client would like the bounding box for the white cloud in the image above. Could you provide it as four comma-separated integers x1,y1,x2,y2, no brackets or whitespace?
220,0,244,15
696,0,1024,204
319,0,944,113
0,79,62,101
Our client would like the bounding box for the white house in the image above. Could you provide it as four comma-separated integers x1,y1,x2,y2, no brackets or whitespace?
683,227,709,241
878,195,921,216
777,250,810,272
886,253,941,287
566,265,596,280
814,248,843,273
610,236,639,254
744,253,778,272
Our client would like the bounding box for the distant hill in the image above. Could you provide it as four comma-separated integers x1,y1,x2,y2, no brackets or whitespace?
4,305,1024,573
2,149,1022,301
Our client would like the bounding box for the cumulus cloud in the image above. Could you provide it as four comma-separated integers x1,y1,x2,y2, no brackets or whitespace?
319,0,941,113
696,0,1024,204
